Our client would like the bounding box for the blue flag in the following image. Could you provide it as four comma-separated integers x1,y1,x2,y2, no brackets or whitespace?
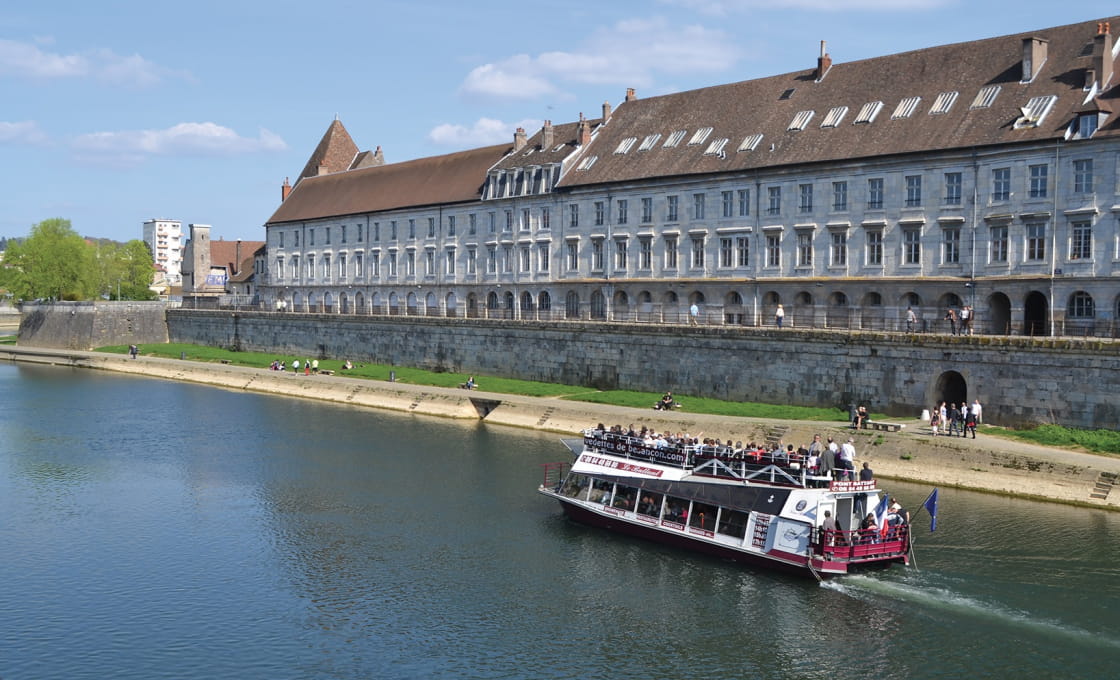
923,488,939,532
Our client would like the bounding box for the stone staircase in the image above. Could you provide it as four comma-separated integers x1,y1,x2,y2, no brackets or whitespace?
1090,471,1115,501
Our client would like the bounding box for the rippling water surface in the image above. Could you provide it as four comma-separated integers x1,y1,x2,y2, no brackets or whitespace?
1,363,1117,678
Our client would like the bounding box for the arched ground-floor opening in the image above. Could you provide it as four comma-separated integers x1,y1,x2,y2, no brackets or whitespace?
988,292,1011,335
931,370,967,410
1024,291,1048,336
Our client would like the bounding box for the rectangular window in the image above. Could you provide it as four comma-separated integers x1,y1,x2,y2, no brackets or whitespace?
521,208,531,231
591,240,604,270
503,246,513,273
307,254,315,280
944,172,962,205
737,189,750,217
467,248,477,274
992,168,1011,202
354,252,363,278
387,252,397,277
942,227,960,264
337,253,346,279
407,252,416,277
325,227,331,245
614,240,627,270
617,199,628,225
693,193,705,220
720,237,733,267
540,207,550,230
407,219,415,239
275,257,284,280
520,246,531,272
903,228,921,265
767,186,781,215
486,246,496,273
831,232,847,266
667,195,679,222
569,204,579,227
427,217,435,238
371,224,378,243
371,253,380,278
469,213,477,235
341,225,347,244
665,237,678,269
641,197,653,223
1070,221,1092,260
832,181,847,211
594,201,605,226
990,225,1008,262
309,228,315,246
721,191,734,218
488,212,496,233
356,224,362,243
446,249,456,275
278,232,284,248
294,230,299,247
736,236,749,267
866,231,883,265
1026,223,1046,260
905,175,922,207
1074,159,1093,194
766,234,781,267
691,237,705,268
448,215,456,236
504,210,513,232
390,221,397,240
797,231,813,266
799,184,813,213
1029,164,1048,199
567,242,578,271
538,243,550,272
639,238,652,269
868,178,884,209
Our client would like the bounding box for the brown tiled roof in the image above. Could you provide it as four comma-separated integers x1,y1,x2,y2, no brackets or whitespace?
267,143,513,225
209,239,265,277
296,120,359,185
560,16,1120,189
492,119,599,171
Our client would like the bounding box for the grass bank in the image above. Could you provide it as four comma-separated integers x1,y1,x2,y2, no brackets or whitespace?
984,424,1120,456
97,343,852,423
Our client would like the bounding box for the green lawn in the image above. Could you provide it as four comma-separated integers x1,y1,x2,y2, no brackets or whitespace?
983,424,1120,456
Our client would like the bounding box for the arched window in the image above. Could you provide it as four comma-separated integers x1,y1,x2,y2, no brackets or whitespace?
590,290,606,319
1068,291,1095,318
521,291,534,311
830,292,848,306
689,291,706,305
726,291,744,306
565,291,580,319
487,291,499,309
538,291,551,311
863,291,882,306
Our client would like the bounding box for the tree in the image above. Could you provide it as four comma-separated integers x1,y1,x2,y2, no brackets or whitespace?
0,219,95,300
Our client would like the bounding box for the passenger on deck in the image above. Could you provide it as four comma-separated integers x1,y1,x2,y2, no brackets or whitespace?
821,510,839,546
860,513,879,543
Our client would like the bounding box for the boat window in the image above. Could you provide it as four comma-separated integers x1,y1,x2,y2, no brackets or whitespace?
663,496,690,525
589,479,614,504
690,503,719,532
637,492,664,518
611,484,638,511
717,509,750,539
560,473,590,499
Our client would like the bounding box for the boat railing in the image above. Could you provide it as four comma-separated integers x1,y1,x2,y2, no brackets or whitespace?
581,430,834,488
816,525,910,562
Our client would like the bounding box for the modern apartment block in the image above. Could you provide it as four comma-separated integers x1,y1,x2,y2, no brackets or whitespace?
261,17,1120,337
142,218,183,285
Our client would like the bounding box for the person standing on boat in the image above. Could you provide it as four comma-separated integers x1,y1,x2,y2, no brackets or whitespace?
840,438,857,481
821,510,839,547
820,438,838,482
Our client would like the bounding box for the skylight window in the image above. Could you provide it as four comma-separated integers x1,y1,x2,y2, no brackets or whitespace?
576,155,598,171
552,143,566,152
737,133,764,152
788,110,814,131
820,106,848,128
891,97,922,119
780,88,795,100
523,148,535,156
703,138,729,156
1014,95,1057,128
614,137,638,154
687,127,713,145
663,130,687,148
970,85,1001,109
637,133,662,151
929,91,958,115
854,101,884,124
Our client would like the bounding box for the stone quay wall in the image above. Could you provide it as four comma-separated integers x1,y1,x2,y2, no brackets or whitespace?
166,309,1120,429
18,301,169,350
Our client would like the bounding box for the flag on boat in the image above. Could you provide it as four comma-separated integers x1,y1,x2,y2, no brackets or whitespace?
874,492,890,537
923,488,939,532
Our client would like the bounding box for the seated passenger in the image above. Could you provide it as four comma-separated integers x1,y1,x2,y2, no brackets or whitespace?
859,513,879,543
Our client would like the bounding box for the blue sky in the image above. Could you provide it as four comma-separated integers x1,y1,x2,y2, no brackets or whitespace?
0,1,1111,243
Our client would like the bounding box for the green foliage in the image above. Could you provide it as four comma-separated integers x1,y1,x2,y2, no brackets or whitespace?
570,389,850,421
991,424,1120,455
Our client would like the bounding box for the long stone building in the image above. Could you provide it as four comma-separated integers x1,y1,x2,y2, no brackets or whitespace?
261,17,1120,337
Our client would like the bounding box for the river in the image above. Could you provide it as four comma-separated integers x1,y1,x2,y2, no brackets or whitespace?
0,363,1117,679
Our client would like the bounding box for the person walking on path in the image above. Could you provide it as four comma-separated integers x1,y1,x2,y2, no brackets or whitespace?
775,304,785,329
906,306,917,333
689,302,699,326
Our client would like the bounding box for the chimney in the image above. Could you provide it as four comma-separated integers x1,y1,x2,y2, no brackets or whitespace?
317,160,328,176
1021,36,1048,82
281,177,291,202
1092,22,1114,90
625,87,637,102
514,127,527,151
815,40,832,81
578,113,591,146
602,100,612,121
541,120,554,150
372,145,385,166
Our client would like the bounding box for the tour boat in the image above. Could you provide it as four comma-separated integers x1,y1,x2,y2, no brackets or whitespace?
539,429,912,580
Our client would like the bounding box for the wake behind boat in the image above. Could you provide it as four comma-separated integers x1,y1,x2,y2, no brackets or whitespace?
539,426,921,579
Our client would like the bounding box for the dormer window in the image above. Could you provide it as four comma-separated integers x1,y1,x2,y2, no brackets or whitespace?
853,101,883,124
1072,112,1099,139
737,133,764,152
820,106,848,128
576,155,598,171
703,138,729,156
637,133,661,151
687,127,713,146
970,85,1001,109
614,137,638,154
891,96,922,119
1014,95,1057,129
788,110,814,131
663,129,687,148
929,91,958,115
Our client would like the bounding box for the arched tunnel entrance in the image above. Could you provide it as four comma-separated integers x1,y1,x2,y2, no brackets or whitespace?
932,370,967,408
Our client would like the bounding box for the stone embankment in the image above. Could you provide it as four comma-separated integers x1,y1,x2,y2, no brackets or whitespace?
2,345,1117,511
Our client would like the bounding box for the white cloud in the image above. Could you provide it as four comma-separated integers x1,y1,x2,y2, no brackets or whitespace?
0,121,48,145
72,123,287,165
659,0,951,14
428,117,543,149
0,38,185,87
459,16,739,100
